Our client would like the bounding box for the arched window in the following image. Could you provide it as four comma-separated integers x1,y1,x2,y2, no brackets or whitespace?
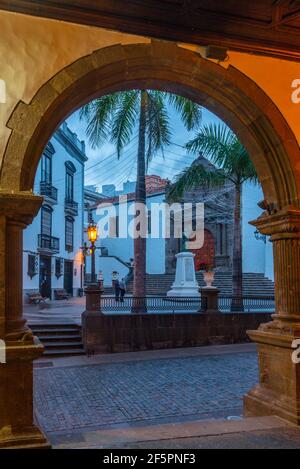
41,143,55,184
65,216,74,252
65,161,76,202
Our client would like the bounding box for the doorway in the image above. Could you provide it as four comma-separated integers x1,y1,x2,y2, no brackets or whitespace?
64,260,73,296
39,255,52,299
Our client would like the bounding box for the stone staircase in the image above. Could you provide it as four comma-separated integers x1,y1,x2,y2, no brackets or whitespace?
104,272,274,297
30,324,85,357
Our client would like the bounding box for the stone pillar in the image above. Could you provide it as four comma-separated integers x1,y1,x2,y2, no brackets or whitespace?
244,206,300,424
82,284,103,355
200,287,220,314
0,192,50,448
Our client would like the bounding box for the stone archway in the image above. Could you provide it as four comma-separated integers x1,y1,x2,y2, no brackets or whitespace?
1,40,300,447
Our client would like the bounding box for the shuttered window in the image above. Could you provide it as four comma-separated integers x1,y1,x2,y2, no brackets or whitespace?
65,217,74,252
41,206,52,236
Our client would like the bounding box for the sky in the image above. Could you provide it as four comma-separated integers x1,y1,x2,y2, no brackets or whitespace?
67,100,223,192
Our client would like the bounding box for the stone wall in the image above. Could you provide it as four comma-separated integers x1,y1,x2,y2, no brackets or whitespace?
82,312,271,354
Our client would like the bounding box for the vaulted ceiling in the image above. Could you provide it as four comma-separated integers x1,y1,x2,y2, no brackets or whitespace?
1,0,300,61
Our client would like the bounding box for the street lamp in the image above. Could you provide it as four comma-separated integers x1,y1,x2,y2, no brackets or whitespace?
254,229,266,243
87,222,98,284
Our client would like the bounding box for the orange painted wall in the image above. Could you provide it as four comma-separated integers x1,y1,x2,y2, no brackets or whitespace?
0,9,299,173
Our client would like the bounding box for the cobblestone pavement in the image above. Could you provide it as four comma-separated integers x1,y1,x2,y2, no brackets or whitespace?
34,351,258,433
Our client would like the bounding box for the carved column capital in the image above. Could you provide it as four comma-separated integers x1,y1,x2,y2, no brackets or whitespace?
250,206,300,241
0,191,43,227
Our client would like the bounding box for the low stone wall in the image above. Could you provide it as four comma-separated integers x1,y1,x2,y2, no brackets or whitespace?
82,312,272,354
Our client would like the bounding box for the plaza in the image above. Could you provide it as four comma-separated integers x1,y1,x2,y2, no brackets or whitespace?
33,344,300,449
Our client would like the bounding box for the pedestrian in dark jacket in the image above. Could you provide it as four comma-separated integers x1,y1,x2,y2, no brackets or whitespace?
119,278,126,302
114,279,120,301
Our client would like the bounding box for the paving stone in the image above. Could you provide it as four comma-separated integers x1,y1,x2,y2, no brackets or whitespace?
34,352,258,433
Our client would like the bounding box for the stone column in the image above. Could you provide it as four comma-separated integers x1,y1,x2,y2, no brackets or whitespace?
0,192,50,448
244,206,300,424
82,284,104,355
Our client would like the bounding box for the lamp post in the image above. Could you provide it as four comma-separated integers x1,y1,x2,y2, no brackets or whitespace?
87,222,98,284
82,221,104,355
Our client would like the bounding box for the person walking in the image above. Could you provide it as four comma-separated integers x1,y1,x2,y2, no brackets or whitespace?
119,278,126,303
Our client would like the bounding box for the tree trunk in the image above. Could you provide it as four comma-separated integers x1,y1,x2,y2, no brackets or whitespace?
231,183,244,311
132,90,147,313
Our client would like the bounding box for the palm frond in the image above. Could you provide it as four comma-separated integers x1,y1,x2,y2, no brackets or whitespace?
146,91,172,164
186,123,234,167
167,93,202,130
167,160,226,202
79,93,121,149
111,90,139,158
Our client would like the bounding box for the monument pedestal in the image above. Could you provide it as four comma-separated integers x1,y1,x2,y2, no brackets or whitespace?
167,252,200,297
200,287,220,313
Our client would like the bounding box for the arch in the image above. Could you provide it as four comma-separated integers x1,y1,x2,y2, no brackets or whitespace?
65,161,76,174
44,142,55,157
1,40,299,210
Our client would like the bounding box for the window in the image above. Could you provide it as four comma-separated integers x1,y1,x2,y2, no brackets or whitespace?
27,253,38,278
65,161,76,201
65,217,74,252
41,206,52,236
41,154,52,183
55,257,64,278
41,143,54,183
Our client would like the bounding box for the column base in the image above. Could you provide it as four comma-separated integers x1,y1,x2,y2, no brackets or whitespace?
0,426,50,449
244,320,300,425
0,335,51,448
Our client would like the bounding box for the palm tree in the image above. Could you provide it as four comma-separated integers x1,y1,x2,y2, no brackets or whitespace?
80,90,202,312
168,123,258,311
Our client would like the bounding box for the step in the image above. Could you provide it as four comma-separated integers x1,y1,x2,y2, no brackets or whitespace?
37,334,81,341
31,327,80,334
43,349,85,357
42,341,83,349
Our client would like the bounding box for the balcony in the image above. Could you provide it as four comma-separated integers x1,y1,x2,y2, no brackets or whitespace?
65,197,78,216
40,181,58,204
38,234,60,254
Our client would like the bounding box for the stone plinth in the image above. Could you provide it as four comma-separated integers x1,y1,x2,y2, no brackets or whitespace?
167,252,200,297
81,284,103,354
200,287,220,313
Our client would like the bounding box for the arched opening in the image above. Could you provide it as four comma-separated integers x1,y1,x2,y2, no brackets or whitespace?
1,40,300,448
1,41,299,209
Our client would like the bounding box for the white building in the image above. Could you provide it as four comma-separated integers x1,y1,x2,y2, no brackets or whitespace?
23,122,87,302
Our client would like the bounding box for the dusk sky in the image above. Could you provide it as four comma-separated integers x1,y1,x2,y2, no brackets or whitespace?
67,101,223,192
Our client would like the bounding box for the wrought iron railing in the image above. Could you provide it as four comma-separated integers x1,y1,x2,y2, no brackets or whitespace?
101,296,201,313
218,295,275,312
99,295,275,313
38,234,60,252
40,181,58,202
